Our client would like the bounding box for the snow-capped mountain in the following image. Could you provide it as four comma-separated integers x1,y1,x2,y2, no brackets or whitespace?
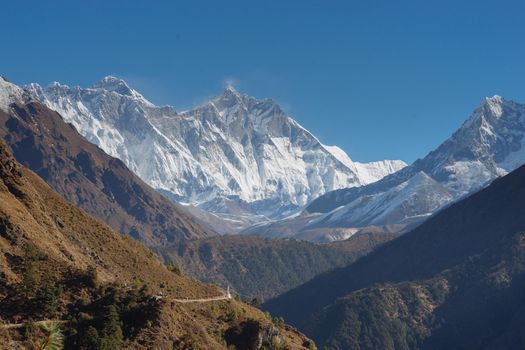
27,76,405,226
0,76,30,111
309,95,525,211
247,95,525,241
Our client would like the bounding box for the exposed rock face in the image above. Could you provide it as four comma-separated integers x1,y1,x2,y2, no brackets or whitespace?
225,319,290,350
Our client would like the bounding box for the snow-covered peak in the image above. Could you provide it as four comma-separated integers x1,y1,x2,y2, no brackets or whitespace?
353,159,408,184
91,75,132,94
90,75,153,106
200,87,288,131
482,95,504,118
223,84,241,96
404,95,525,195
211,86,245,110
323,145,354,167
460,96,503,130
485,94,503,102
0,76,27,112
303,95,525,228
322,144,407,185
212,86,277,110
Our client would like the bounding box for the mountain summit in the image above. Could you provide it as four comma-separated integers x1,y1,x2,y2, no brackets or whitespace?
90,75,153,104
316,96,525,226
27,77,405,227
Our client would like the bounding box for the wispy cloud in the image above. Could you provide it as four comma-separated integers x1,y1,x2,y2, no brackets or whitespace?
223,76,240,90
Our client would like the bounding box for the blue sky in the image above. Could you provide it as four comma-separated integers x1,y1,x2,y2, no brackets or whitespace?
3,0,525,163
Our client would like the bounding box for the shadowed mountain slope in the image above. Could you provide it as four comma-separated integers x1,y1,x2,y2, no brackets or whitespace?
264,163,525,349
154,231,397,301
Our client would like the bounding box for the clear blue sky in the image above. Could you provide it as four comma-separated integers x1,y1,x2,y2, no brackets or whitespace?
3,0,525,163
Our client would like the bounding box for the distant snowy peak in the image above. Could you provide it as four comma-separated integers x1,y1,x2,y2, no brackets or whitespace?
456,95,506,136
29,76,155,114
420,94,525,196
211,85,245,108
482,95,504,118
323,145,407,185
353,159,409,184
302,95,525,233
90,76,154,106
198,86,407,187
197,86,293,137
0,76,29,112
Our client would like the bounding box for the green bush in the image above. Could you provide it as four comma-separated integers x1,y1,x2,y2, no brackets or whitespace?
34,280,63,318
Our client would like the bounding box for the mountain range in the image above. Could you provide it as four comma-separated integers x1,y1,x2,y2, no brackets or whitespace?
2,71,525,349
7,76,525,244
248,95,525,241
27,77,405,229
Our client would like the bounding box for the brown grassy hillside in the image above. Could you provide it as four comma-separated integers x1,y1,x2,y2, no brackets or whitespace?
0,140,312,349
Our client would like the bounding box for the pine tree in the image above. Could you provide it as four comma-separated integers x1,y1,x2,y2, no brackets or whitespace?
78,326,101,350
34,280,63,318
22,250,41,299
99,304,123,350
85,265,98,289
